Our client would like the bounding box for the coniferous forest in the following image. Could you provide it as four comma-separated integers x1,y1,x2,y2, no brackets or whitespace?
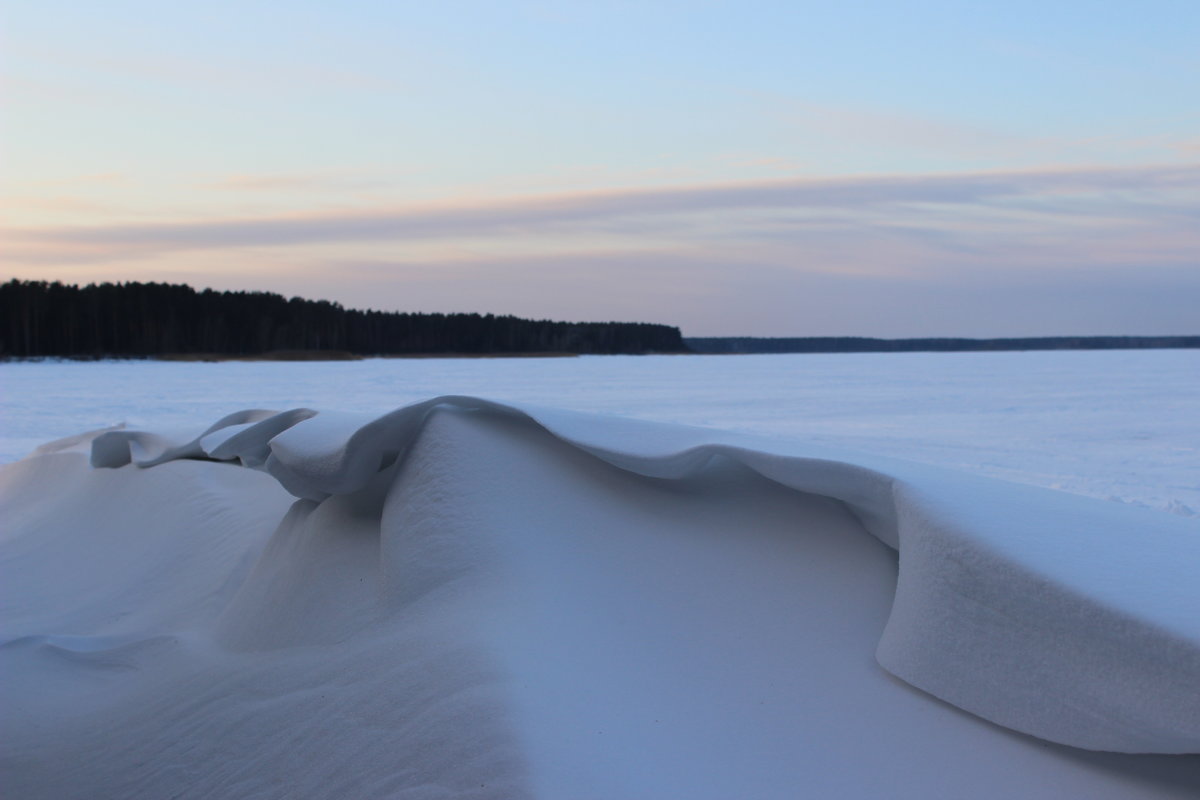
0,279,686,358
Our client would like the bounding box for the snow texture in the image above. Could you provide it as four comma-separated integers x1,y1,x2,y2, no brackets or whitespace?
3,350,1198,516
3,391,1199,799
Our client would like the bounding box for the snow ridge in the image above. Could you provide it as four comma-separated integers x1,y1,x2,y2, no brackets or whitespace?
83,396,1200,755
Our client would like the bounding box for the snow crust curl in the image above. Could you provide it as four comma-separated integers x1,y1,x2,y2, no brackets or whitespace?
4,396,1199,798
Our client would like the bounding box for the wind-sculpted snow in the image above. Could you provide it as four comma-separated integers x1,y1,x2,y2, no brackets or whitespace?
4,397,1200,799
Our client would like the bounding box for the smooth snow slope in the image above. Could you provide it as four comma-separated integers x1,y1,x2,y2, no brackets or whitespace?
2,396,1198,799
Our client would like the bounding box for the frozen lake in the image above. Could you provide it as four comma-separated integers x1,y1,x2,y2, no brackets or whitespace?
2,349,1197,515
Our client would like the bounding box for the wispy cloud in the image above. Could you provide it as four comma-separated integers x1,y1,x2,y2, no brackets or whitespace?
203,172,394,193
6,172,127,190
0,195,115,216
8,164,1197,264
766,94,1200,169
1177,138,1200,156
777,101,1033,162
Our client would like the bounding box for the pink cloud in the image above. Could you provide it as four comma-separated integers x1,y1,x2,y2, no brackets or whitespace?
8,163,1197,260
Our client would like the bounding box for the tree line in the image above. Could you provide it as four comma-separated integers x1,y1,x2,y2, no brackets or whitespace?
0,279,685,358
685,336,1200,354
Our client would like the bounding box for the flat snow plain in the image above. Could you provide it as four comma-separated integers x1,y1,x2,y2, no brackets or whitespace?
2,349,1197,513
2,350,1198,799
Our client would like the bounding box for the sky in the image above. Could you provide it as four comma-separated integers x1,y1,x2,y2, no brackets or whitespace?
2,0,1198,337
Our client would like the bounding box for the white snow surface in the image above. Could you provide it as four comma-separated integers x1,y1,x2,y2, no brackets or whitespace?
2,350,1198,514
2,351,1199,798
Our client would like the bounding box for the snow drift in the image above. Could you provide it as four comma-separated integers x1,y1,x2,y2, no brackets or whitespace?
2,396,1198,799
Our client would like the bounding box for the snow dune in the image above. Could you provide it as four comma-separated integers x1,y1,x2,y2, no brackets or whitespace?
2,397,1198,798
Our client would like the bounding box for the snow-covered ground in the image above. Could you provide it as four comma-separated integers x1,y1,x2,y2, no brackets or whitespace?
2,351,1199,798
3,349,1198,514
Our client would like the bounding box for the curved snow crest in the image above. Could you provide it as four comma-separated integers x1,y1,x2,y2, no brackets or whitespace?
91,396,1200,754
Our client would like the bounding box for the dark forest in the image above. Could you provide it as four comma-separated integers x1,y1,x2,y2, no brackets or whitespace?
1,279,686,358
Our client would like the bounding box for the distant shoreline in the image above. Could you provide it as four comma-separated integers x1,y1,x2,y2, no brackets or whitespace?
1,350,587,363
684,336,1200,355
5,338,1200,363
4,339,1199,363
160,350,585,362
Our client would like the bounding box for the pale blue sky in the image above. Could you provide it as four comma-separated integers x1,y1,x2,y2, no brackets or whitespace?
3,0,1198,335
